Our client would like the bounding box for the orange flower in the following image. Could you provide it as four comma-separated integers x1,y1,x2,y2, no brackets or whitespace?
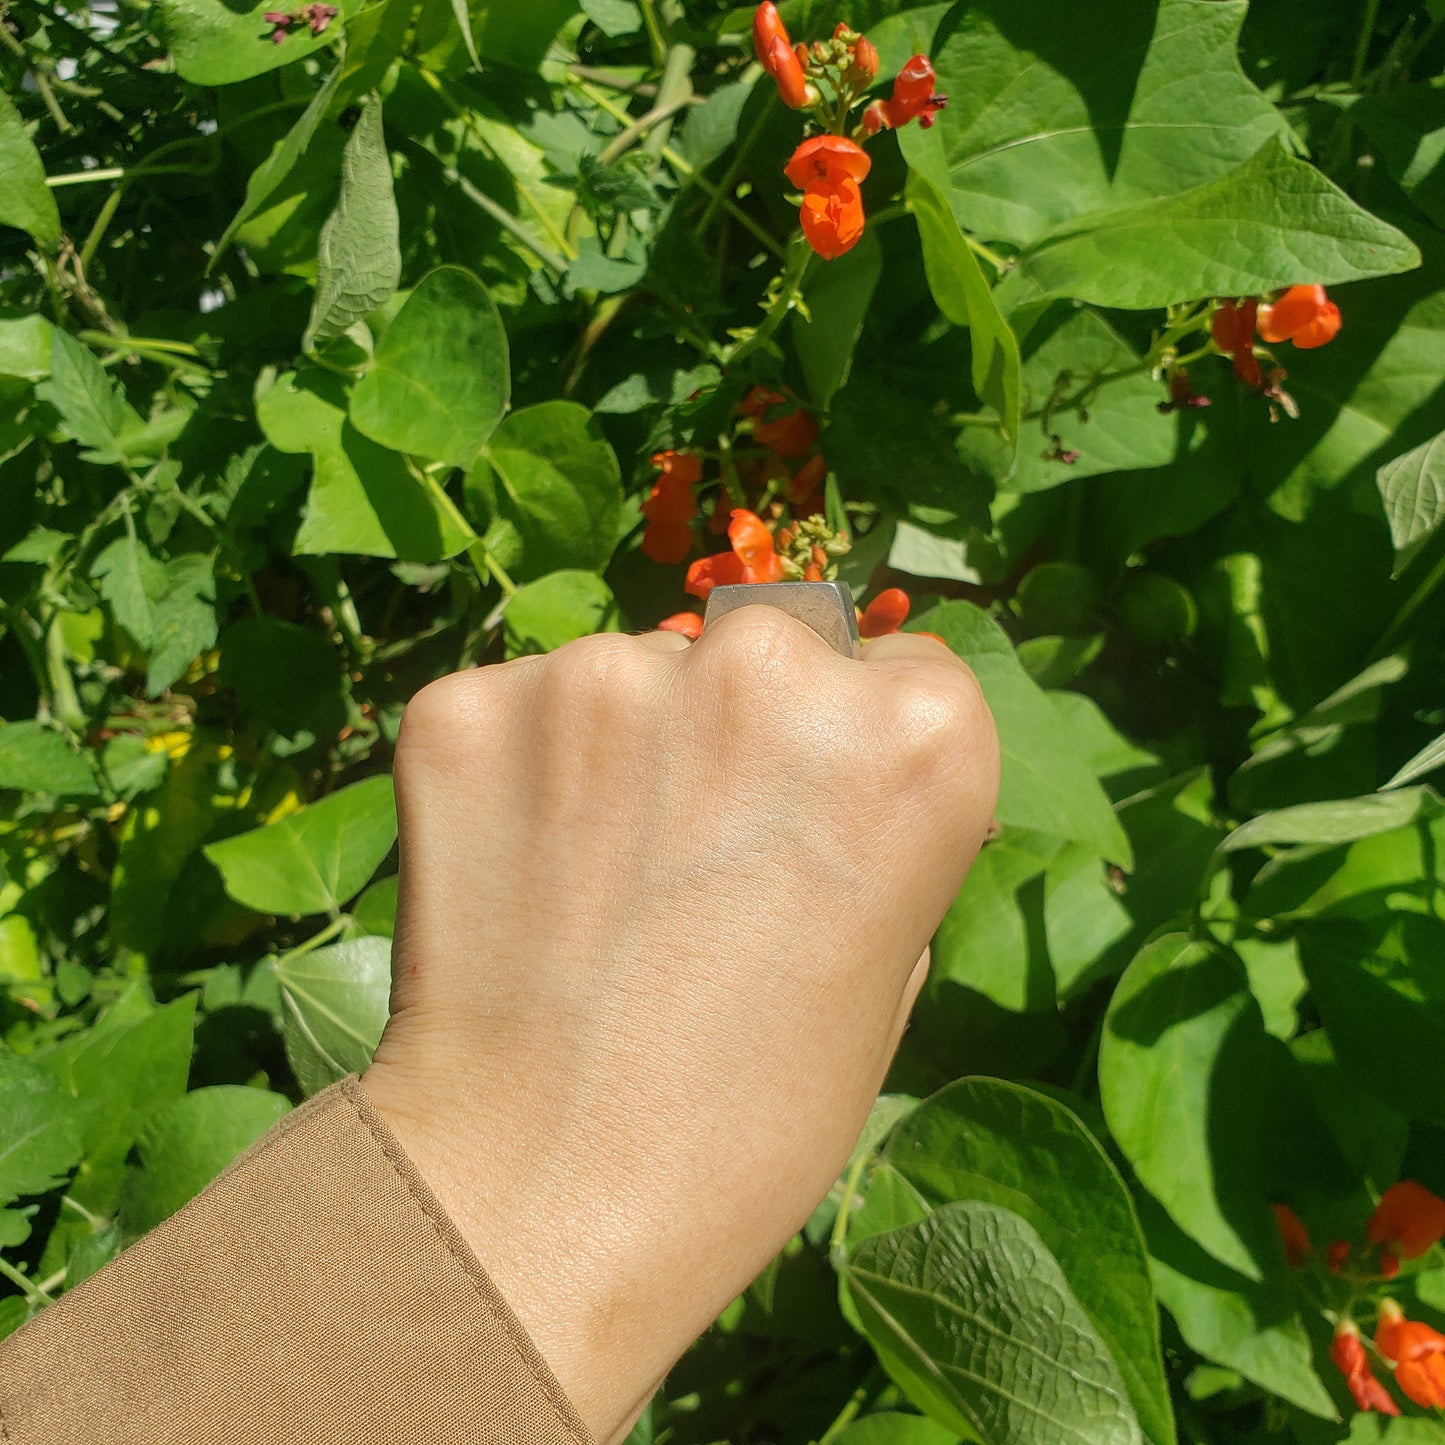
641,521,693,565
1377,1301,1445,1409
753,4,812,108
859,587,910,638
1327,1239,1351,1275
1257,284,1341,349
1211,299,1262,388
657,611,702,639
869,54,948,130
1368,1181,1445,1259
1272,1204,1312,1267
1332,1321,1400,1416
685,549,746,599
728,508,784,582
754,405,818,458
784,134,872,190
798,178,864,260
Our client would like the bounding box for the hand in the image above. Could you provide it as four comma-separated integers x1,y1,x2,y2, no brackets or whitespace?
362,606,999,1443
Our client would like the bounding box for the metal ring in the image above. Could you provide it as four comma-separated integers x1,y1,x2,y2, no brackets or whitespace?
701,581,860,659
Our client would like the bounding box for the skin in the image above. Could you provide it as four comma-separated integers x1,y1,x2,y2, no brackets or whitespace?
362,604,1000,1444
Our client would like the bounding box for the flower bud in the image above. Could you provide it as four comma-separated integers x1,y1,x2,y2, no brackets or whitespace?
846,35,880,87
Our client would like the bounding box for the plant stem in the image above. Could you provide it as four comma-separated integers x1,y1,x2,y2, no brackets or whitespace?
727,236,813,368
816,1370,882,1445
828,1148,870,1267
0,1255,54,1306
1351,0,1382,86
637,0,667,66
965,233,1009,271
596,91,694,167
1373,546,1445,660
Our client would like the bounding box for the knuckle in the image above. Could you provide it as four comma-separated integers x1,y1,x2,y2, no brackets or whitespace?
535,632,654,726
700,605,813,694
885,661,997,780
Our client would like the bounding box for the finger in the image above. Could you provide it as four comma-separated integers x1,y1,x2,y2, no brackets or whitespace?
860,632,957,668
634,629,695,654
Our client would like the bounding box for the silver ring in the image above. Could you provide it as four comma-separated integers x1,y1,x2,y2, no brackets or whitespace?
701,582,860,659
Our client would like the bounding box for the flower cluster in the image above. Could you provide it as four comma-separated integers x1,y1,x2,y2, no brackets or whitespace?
754,3,945,261
1276,1182,1445,1417
262,2,336,42
1209,284,1340,415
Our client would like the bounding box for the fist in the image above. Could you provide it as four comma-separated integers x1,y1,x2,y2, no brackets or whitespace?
363,605,998,1442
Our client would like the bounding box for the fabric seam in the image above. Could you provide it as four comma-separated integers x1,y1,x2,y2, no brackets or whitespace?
339,1077,591,1445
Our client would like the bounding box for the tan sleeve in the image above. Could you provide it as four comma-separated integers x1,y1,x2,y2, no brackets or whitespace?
0,1076,593,1445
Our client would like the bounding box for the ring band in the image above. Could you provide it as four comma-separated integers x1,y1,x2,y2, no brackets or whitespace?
701,582,860,659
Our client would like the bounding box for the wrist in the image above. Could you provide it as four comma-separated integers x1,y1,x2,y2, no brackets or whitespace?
359,1056,663,1445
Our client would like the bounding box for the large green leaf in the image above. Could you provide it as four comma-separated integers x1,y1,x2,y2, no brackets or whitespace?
793,228,882,411
1377,430,1445,574
155,0,356,86
204,775,397,917
304,93,401,352
469,402,621,581
913,601,1130,863
1143,1196,1337,1419
847,1202,1142,1445
899,124,1021,446
350,265,510,466
862,1079,1173,1445
926,0,1284,250
834,1417,961,1445
213,62,345,263
120,1085,291,1234
504,570,619,657
1300,917,1445,1128
0,1056,88,1207
929,830,1059,1012
274,935,392,1095
1353,79,1445,230
957,306,1178,494
1222,787,1435,853
0,91,61,252
1100,935,1275,1279
0,720,97,797
1003,143,1419,311
39,331,142,458
257,366,469,561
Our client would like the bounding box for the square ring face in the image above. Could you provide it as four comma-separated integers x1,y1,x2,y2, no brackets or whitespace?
701,582,860,659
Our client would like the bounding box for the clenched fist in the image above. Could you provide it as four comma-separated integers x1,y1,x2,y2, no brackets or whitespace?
362,604,999,1444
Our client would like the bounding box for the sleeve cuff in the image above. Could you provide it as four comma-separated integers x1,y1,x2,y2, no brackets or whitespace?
0,1075,593,1445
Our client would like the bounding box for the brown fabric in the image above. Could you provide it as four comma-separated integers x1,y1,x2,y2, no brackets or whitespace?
0,1076,592,1445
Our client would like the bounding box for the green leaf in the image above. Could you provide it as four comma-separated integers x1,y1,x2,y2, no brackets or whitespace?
120,1086,291,1234
35,990,198,1215
258,366,469,561
833,1417,961,1445
914,601,1130,864
1143,1196,1337,1419
504,570,619,657
1353,79,1445,230
39,331,141,456
927,0,1285,251
1100,935,1275,1279
847,1202,1142,1445
145,553,218,696
470,402,621,581
1300,917,1445,1128
863,1079,1174,1445
1342,1417,1445,1445
0,313,54,380
155,0,356,86
930,830,1058,1012
1003,143,1420,311
213,62,345,264
793,229,882,411
1222,787,1434,852
1377,430,1445,575
0,1056,88,1206
218,615,346,744
0,91,61,252
350,265,510,466
204,775,397,917
957,307,1178,494
304,94,401,353
900,124,1021,445
0,720,96,797
1386,732,1445,790
274,935,391,1095
91,532,167,647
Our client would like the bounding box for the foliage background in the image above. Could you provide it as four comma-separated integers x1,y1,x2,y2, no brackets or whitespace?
2,0,1445,1442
